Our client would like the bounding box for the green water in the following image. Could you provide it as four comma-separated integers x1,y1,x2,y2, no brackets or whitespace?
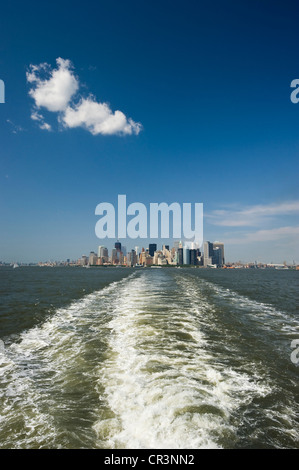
0,267,298,448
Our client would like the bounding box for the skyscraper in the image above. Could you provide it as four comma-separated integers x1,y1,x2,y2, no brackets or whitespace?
178,247,184,265
190,249,197,265
115,241,121,252
98,246,108,262
89,251,98,265
149,243,157,257
111,248,117,264
203,241,225,267
183,247,190,265
98,246,106,257
213,242,225,266
131,249,137,267
204,241,214,266
80,255,88,266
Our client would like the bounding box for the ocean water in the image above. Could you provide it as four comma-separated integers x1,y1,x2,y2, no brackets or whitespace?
0,266,298,449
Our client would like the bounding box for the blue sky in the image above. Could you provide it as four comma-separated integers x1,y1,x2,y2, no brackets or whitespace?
0,0,299,263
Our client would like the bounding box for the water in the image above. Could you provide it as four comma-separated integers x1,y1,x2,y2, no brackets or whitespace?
0,266,298,449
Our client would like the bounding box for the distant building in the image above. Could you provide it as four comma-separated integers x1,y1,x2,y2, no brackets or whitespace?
98,246,108,261
89,251,98,265
178,247,184,265
127,249,137,267
145,255,153,266
190,249,197,265
132,249,137,266
80,255,88,266
204,241,225,267
140,251,147,265
153,251,160,265
149,243,157,257
111,248,117,264
204,241,214,266
213,242,225,266
183,247,190,265
115,241,121,252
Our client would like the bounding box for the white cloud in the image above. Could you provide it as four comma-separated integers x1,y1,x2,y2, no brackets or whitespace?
26,58,142,136
224,226,299,245
30,110,51,131
27,58,79,112
30,111,44,121
62,97,142,135
207,201,299,227
39,122,52,131
6,119,24,134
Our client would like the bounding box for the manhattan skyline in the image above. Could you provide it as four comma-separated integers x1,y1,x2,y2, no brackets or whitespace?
1,1,299,264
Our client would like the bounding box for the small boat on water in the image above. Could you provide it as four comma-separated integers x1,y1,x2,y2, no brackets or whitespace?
13,263,19,268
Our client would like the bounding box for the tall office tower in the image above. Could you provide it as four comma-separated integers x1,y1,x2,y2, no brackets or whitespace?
98,245,105,258
213,242,225,266
115,241,121,252
164,245,170,251
204,241,214,266
149,243,157,257
98,246,108,262
190,249,197,265
140,251,147,265
121,246,127,256
131,249,137,267
89,251,98,266
118,251,124,265
81,255,88,266
97,246,102,258
178,247,184,265
183,247,190,265
111,248,117,264
213,247,221,266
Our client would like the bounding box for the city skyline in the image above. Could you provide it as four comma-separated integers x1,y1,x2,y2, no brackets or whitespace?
2,238,298,268
1,1,298,264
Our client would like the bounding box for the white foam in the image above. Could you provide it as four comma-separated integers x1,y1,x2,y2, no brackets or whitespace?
93,272,272,449
0,272,138,448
